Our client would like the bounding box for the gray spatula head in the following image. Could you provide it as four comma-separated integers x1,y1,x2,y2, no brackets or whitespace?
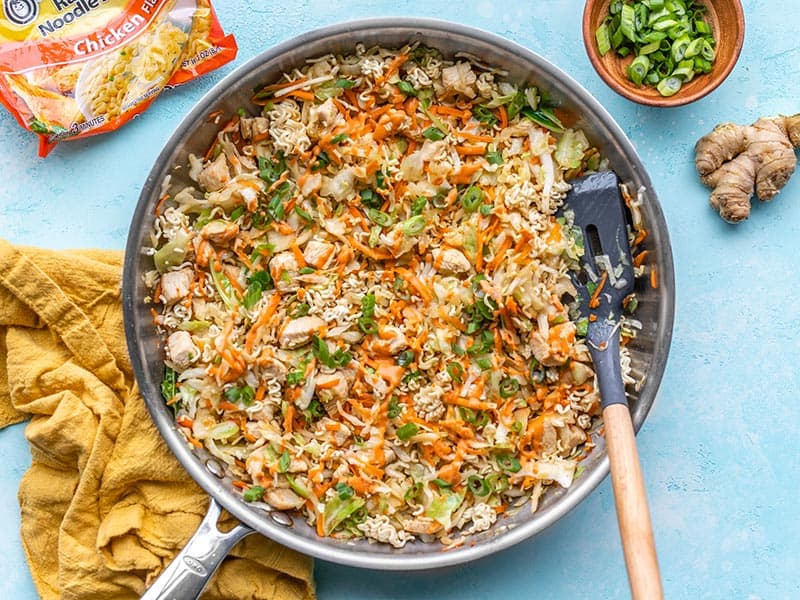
563,171,635,321
561,171,635,409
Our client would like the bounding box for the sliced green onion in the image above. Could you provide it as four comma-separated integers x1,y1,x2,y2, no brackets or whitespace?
433,478,452,488
620,4,637,42
496,454,522,473
368,225,381,248
595,22,611,56
467,475,492,497
461,185,484,212
396,350,415,367
330,133,349,144
576,318,589,337
498,377,520,398
401,215,426,236
360,188,381,208
367,208,394,227
627,54,651,85
447,361,464,383
657,76,682,96
358,317,378,335
361,293,376,318
388,396,403,419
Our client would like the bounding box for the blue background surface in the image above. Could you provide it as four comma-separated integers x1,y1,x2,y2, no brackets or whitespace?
2,1,799,598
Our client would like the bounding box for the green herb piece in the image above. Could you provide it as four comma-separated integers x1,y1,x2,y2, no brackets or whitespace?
485,150,504,165
312,151,330,172
397,81,417,96
243,485,265,502
258,153,286,185
161,367,177,402
396,422,419,441
360,188,382,209
576,318,589,337
423,126,446,141
278,451,291,473
291,301,311,317
476,357,492,370
229,206,245,221
330,133,349,144
473,105,498,126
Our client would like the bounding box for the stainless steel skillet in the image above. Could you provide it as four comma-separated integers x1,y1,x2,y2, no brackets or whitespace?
122,17,675,597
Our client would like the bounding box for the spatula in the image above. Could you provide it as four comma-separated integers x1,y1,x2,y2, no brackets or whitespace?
562,171,663,600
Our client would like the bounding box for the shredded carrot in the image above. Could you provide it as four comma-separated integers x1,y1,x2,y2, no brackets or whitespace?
589,271,609,309
376,53,409,85
633,250,649,268
455,144,487,156
395,267,433,303
650,266,658,289
497,104,508,129
245,293,281,353
154,193,169,216
633,228,649,246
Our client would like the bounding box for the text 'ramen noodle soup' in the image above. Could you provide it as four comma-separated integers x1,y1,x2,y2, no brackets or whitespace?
0,0,237,156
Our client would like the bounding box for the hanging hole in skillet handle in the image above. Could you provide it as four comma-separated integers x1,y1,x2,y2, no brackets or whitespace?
141,498,254,600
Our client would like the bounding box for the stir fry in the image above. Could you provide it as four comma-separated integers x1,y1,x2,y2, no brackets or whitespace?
145,43,623,547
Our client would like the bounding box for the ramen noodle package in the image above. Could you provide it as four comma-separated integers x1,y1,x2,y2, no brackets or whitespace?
0,0,237,156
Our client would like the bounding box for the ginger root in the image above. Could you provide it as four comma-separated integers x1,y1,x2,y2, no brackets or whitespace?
695,114,800,223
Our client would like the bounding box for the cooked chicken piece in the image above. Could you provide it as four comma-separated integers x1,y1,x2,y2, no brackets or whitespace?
402,517,438,534
197,153,230,192
433,247,472,275
367,325,408,355
201,220,239,245
540,419,558,456
287,457,309,473
558,424,587,453
160,268,193,305
441,62,477,98
529,322,576,366
261,356,287,383
239,116,269,141
307,98,343,138
166,330,198,370
269,251,299,292
278,316,326,349
264,487,305,510
315,372,350,416
303,240,335,269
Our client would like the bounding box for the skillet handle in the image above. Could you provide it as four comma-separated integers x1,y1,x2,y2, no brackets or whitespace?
141,498,254,600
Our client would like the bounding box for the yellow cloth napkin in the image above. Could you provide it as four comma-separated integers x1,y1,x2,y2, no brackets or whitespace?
0,240,315,600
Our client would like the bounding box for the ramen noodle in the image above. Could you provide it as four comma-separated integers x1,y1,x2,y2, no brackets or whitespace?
0,0,236,156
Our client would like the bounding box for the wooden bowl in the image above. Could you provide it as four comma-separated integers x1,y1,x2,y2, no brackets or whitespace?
582,0,745,107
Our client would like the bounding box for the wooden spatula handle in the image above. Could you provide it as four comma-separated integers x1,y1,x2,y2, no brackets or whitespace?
603,403,664,600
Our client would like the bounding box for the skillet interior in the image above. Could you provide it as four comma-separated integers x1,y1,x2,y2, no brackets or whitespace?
122,17,674,571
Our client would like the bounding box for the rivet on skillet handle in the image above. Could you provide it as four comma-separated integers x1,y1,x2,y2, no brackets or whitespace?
141,498,254,600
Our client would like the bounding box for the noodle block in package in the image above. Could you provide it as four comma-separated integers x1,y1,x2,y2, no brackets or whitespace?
0,0,237,156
